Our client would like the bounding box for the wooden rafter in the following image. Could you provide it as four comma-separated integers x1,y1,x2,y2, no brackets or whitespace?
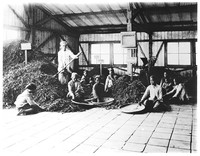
54,4,88,26
54,9,127,17
35,5,79,37
155,42,164,60
35,16,52,26
8,5,29,28
138,43,147,58
134,3,147,24
79,44,89,65
33,33,55,51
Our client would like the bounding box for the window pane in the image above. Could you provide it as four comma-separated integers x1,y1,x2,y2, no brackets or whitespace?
168,54,178,65
113,44,122,53
91,43,110,64
91,54,100,64
114,54,124,64
179,42,190,54
113,43,127,64
91,44,100,53
179,54,191,65
101,54,109,64
168,43,178,53
101,44,110,54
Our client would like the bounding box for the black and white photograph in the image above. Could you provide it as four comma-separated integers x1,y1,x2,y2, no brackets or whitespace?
1,0,198,155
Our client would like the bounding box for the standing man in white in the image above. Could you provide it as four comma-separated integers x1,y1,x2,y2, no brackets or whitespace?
57,41,78,84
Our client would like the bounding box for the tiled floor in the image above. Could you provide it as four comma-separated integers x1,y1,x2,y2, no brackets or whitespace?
0,103,197,155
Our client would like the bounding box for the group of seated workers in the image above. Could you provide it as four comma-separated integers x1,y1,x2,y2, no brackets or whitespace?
139,72,189,112
67,68,117,102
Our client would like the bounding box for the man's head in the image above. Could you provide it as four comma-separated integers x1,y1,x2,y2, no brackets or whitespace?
60,41,68,49
163,71,168,78
150,75,157,85
173,77,180,85
83,70,88,76
94,75,101,84
71,72,78,81
26,83,36,93
108,68,114,75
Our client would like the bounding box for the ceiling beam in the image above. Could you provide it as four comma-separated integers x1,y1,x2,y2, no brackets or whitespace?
141,4,197,14
54,9,127,17
8,5,30,28
35,5,79,37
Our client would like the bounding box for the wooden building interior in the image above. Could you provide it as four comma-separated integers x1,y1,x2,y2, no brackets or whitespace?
3,2,197,90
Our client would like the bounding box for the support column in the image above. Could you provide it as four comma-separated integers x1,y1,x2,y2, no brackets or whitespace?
127,4,134,81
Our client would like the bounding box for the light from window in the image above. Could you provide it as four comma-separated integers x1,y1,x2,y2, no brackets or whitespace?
167,42,191,65
91,44,110,64
113,43,127,64
3,29,20,42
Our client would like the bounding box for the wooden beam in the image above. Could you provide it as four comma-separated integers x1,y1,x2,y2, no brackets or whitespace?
33,33,55,51
54,9,127,17
134,3,147,24
140,3,197,14
138,43,147,58
79,44,89,65
149,33,153,59
35,5,79,37
3,25,30,31
35,16,52,26
155,42,164,61
8,5,29,28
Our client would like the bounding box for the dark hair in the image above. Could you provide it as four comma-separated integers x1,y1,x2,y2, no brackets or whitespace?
173,77,181,84
26,83,36,91
150,75,155,80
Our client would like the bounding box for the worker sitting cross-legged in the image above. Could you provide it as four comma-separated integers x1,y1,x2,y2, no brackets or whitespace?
15,83,45,116
138,75,168,112
67,72,84,101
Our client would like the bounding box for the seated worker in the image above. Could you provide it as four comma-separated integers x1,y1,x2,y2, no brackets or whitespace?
104,68,115,96
164,77,189,104
80,70,92,98
80,69,90,85
92,75,105,102
160,71,172,87
161,77,173,95
138,75,164,112
14,83,45,116
67,72,84,101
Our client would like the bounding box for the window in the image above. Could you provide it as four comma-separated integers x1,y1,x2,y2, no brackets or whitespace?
3,29,20,42
90,43,127,65
113,43,127,64
167,42,191,65
91,43,110,64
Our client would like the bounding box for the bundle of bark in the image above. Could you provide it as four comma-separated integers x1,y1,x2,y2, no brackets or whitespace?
3,40,85,113
107,75,146,109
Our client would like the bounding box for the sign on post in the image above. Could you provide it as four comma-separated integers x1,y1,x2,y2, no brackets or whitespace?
21,43,32,64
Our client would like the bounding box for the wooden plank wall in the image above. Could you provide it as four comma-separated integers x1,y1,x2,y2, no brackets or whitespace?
79,31,197,76
3,4,79,65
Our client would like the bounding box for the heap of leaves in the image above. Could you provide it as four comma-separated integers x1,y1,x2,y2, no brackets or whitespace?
107,75,146,109
3,40,86,113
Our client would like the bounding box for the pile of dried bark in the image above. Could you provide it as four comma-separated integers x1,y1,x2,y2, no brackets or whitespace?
3,40,86,113
106,75,146,109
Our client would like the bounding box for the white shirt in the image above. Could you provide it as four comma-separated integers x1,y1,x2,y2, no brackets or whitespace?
57,48,76,72
141,84,162,101
14,90,37,108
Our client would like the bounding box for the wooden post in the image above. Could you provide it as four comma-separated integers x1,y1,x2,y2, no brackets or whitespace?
127,4,133,81
149,33,153,59
25,50,28,64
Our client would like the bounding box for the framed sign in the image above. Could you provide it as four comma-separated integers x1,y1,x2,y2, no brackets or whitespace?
21,43,31,50
121,31,136,48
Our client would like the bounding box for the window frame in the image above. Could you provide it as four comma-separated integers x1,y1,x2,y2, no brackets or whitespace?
89,41,127,66
165,41,193,67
